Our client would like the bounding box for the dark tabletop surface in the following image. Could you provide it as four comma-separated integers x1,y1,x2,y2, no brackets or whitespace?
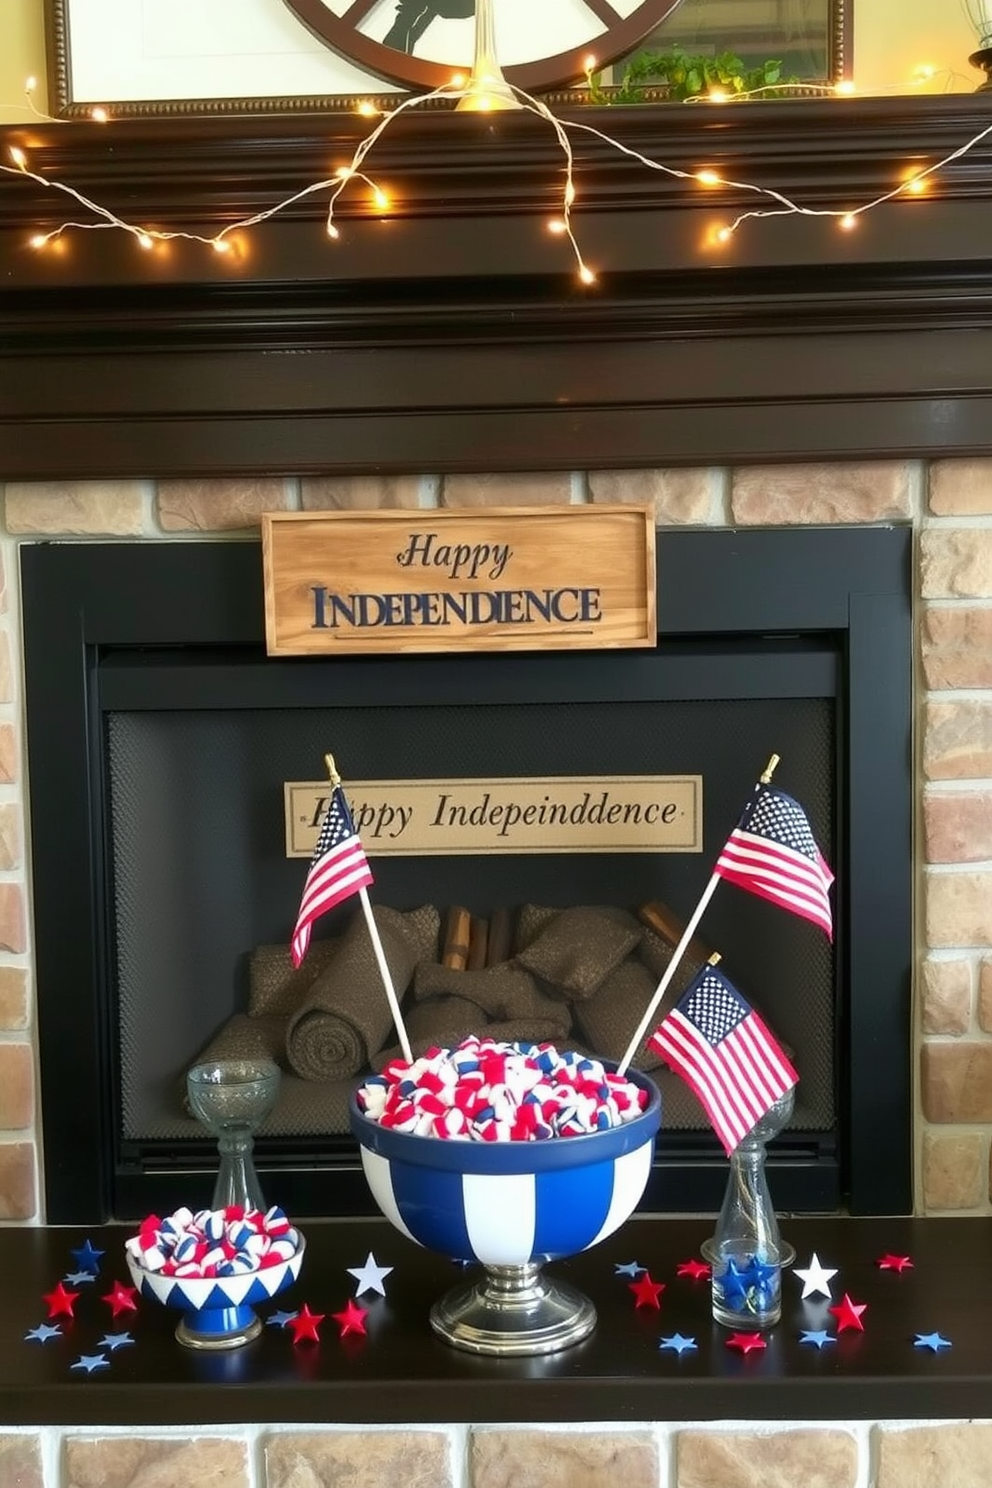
1,1215,988,1425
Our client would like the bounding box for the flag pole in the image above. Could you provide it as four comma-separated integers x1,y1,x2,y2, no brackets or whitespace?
325,754,414,1065
617,753,780,1077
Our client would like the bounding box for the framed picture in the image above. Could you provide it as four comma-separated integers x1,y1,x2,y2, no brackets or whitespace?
45,0,850,118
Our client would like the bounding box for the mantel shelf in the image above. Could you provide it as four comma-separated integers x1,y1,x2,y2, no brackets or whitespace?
1,1216,987,1426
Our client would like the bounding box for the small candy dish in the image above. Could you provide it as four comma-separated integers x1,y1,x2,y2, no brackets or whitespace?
350,1063,660,1357
125,1205,305,1350
127,1236,305,1349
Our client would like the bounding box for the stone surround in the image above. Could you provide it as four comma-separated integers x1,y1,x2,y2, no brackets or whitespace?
0,456,990,1224
5,1421,992,1488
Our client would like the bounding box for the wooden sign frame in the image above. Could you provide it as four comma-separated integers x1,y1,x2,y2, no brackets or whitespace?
262,505,656,656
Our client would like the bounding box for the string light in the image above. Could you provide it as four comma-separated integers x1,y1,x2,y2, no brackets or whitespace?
3,69,992,283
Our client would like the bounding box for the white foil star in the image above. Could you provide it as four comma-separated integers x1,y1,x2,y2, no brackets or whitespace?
347,1251,394,1297
793,1251,838,1299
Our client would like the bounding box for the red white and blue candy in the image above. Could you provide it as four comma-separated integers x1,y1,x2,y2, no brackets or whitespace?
126,1205,299,1279
350,1044,662,1267
356,1038,649,1142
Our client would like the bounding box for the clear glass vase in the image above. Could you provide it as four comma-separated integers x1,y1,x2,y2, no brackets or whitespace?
704,1087,795,1330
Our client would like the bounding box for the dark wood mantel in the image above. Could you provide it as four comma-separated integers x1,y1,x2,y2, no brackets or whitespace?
1,1215,989,1425
2,94,992,478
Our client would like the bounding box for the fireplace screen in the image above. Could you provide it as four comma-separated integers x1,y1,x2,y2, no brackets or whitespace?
21,529,912,1223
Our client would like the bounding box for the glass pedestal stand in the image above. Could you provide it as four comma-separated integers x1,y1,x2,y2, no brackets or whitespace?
430,1261,597,1356
701,1087,796,1330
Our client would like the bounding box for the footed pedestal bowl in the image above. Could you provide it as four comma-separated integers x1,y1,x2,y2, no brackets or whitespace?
349,1066,661,1356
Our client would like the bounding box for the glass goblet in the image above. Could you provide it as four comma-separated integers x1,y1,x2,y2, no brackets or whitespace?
186,1058,280,1214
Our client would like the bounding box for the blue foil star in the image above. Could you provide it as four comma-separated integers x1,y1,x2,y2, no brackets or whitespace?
25,1323,62,1343
266,1310,299,1328
914,1332,952,1352
799,1329,836,1349
70,1239,105,1273
614,1261,644,1278
99,1332,135,1351
64,1270,97,1286
658,1332,698,1355
71,1353,110,1373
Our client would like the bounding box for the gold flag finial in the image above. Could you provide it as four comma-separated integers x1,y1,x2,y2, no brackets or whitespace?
760,754,780,785
324,753,341,786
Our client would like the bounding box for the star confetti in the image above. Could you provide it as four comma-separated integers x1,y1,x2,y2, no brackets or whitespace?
726,1331,767,1354
102,1281,138,1319
346,1252,393,1298
799,1329,836,1349
71,1353,110,1373
99,1332,135,1351
614,1260,644,1277
829,1293,868,1333
287,1304,324,1345
914,1331,952,1352
878,1253,914,1273
25,1323,62,1343
676,1259,710,1281
629,1273,665,1309
659,1332,698,1355
42,1282,80,1319
793,1252,838,1300
266,1309,299,1328
70,1239,105,1273
332,1298,369,1338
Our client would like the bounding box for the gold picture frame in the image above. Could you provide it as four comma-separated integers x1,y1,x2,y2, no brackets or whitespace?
45,0,850,119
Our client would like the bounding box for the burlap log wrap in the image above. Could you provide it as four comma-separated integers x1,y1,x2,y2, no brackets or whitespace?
515,905,643,999
572,957,665,1072
189,1012,288,1068
412,960,572,1040
285,903,439,1081
248,940,340,1017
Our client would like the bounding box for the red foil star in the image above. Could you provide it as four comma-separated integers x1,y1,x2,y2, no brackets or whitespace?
726,1331,767,1354
829,1293,868,1332
676,1259,711,1281
287,1303,325,1345
629,1273,666,1309
42,1282,80,1319
332,1298,369,1338
102,1280,138,1318
877,1253,914,1272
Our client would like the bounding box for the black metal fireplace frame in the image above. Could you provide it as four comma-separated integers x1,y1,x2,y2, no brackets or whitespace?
21,526,911,1224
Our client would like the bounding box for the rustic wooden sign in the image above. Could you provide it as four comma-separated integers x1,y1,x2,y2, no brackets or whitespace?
285,776,702,857
262,506,656,655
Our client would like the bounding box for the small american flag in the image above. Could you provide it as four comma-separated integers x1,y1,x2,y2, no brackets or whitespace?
649,963,798,1156
715,782,834,939
291,786,373,968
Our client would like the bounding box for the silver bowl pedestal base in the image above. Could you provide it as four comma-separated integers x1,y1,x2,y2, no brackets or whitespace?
430,1262,596,1356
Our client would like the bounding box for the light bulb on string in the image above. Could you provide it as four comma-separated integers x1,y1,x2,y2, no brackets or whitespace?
4,66,992,283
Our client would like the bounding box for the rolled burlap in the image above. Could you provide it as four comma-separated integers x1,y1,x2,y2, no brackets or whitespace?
374,993,576,1070
189,1012,288,1068
248,939,340,1018
285,903,439,1082
571,957,665,1072
412,960,572,1041
514,905,643,999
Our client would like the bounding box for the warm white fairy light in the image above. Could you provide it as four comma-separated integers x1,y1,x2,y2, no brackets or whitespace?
4,68,992,281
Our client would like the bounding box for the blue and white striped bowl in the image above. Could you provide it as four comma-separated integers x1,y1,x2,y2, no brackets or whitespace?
126,1237,305,1341
349,1069,661,1267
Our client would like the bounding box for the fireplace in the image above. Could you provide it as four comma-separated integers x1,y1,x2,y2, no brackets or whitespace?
4,93,989,1227
20,525,910,1223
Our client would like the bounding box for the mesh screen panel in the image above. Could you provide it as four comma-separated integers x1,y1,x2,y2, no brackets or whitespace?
109,692,834,1144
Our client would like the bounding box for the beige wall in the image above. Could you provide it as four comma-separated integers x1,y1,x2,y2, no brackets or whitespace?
0,0,982,121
